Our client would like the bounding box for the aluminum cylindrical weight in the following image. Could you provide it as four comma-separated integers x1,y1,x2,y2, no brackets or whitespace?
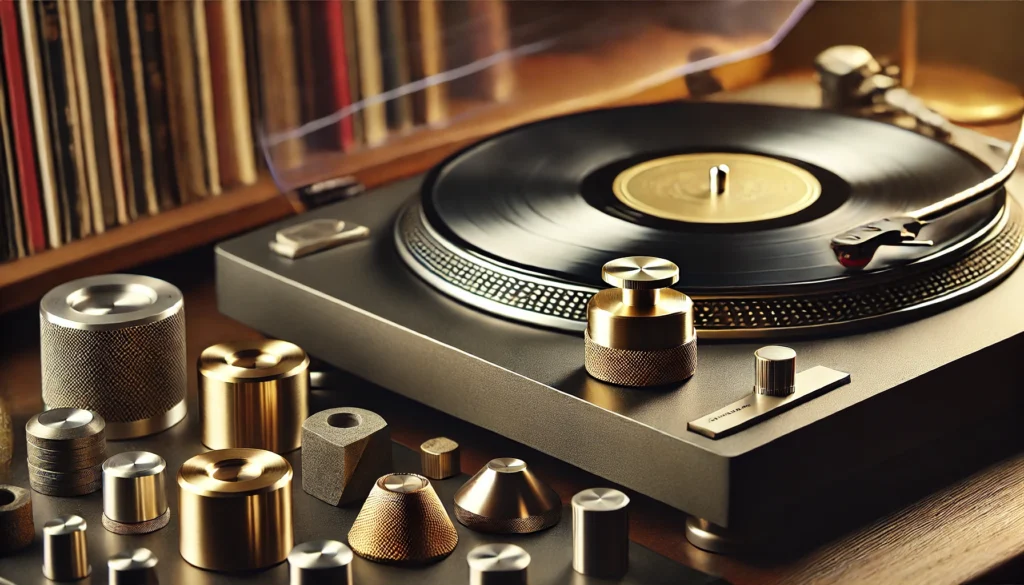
754,346,797,396
43,515,91,581
288,540,353,585
108,548,159,585
420,436,460,480
199,340,309,453
178,448,294,571
572,488,630,578
40,274,187,439
102,451,170,534
467,543,530,585
26,408,106,496
0,485,33,553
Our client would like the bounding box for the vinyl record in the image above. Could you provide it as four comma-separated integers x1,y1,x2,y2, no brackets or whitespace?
422,102,1002,291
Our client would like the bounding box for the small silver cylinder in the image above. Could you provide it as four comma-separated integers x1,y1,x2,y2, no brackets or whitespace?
572,488,629,578
108,548,159,585
754,346,797,396
288,540,353,585
102,451,170,534
43,515,91,581
467,543,530,585
709,164,730,196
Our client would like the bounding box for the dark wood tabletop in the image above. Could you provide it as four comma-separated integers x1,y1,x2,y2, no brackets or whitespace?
2,248,1022,585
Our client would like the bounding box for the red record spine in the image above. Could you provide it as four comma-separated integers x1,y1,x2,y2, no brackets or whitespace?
324,0,354,151
1,0,46,253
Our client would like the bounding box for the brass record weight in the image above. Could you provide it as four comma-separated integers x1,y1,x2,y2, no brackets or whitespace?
348,473,458,565
43,514,91,581
572,488,630,578
199,340,310,453
467,543,531,585
288,540,353,585
0,484,33,554
454,458,562,534
178,448,294,571
584,257,697,387
101,451,170,534
39,274,187,439
108,548,159,585
420,437,460,480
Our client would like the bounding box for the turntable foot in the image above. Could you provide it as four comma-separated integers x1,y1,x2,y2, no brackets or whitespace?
684,516,746,555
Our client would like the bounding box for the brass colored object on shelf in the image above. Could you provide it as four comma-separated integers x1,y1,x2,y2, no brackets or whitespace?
301,407,391,506
348,473,458,565
108,548,159,585
178,448,294,572
467,543,531,585
572,488,630,578
43,514,91,581
288,540,353,585
0,484,33,554
102,451,170,534
420,437,460,480
39,274,188,439
199,339,310,453
454,458,562,534
585,257,697,387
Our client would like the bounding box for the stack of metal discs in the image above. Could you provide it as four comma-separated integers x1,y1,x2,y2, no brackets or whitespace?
26,409,106,496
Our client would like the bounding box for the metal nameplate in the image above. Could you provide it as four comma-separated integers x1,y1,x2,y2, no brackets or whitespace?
687,366,851,439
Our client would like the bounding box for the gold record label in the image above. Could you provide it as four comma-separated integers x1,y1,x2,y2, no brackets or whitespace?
612,153,822,223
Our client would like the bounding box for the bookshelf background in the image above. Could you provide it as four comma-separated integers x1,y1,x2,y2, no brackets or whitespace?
0,0,803,313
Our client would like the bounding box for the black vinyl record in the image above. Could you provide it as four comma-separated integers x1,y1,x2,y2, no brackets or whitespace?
422,102,1002,291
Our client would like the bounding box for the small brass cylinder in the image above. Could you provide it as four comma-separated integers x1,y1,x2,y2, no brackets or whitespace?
468,543,530,585
43,515,91,581
420,437,460,480
108,548,159,585
102,451,170,534
199,340,309,453
288,540,353,585
178,448,294,572
572,488,630,578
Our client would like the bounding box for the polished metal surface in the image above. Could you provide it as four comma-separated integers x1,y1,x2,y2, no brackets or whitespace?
572,488,630,578
26,408,106,496
177,448,294,571
420,437,460,480
102,451,169,534
302,407,392,506
0,484,33,554
108,547,160,584
688,366,851,439
270,219,370,259
754,346,797,396
467,543,530,585
288,540,353,585
43,514,91,581
39,275,188,440
348,473,459,566
586,257,697,386
611,153,821,223
814,45,883,110
455,458,561,534
684,517,746,555
26,408,104,448
199,339,309,453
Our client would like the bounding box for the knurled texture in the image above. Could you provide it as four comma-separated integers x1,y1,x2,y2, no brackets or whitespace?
348,476,458,565
0,485,33,553
102,508,170,535
584,332,697,387
454,503,561,534
400,202,1024,334
40,309,187,424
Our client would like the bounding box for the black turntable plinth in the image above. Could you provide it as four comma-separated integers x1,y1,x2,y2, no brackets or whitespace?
217,103,1024,546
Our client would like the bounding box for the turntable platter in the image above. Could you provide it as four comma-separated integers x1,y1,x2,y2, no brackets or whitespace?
422,102,1000,290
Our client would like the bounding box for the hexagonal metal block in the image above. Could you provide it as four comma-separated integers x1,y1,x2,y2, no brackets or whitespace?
301,407,392,506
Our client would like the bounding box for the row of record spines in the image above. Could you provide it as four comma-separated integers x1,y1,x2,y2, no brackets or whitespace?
0,0,515,263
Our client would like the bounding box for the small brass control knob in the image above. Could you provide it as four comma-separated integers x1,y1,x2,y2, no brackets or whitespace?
420,437,460,480
585,257,696,387
43,515,91,581
754,346,797,396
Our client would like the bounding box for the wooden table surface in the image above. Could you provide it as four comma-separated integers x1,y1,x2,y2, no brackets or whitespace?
2,249,1022,585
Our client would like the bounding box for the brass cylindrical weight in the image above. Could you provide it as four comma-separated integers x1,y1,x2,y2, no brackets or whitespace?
288,540,353,585
43,515,91,581
467,543,530,585
178,448,294,571
420,437,460,480
108,548,159,585
102,451,170,534
572,488,630,578
198,340,309,453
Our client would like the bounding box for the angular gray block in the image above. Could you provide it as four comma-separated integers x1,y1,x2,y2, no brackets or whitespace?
301,407,392,506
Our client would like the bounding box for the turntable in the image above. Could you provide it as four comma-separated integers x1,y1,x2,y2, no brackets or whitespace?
217,47,1024,550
